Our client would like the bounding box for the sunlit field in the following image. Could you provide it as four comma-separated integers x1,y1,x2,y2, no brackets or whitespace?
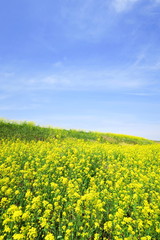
0,120,160,240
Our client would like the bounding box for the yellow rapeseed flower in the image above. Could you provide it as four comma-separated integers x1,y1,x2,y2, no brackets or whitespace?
45,233,55,240
13,233,24,240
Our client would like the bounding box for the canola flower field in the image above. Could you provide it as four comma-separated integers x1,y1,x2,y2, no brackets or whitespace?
0,120,160,240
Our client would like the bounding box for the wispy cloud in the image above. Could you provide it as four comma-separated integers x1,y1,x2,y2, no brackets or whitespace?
0,104,40,111
0,63,157,93
138,61,160,70
0,94,10,100
112,0,140,12
155,0,160,3
56,0,115,41
52,61,63,68
33,59,159,92
112,0,160,13
0,71,15,78
20,70,148,91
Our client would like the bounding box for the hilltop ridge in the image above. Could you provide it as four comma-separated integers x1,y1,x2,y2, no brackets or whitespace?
0,119,153,145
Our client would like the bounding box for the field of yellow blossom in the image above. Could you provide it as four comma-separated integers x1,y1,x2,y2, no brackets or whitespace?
0,120,160,240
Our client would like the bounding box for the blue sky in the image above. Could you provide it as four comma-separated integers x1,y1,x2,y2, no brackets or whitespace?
0,0,160,140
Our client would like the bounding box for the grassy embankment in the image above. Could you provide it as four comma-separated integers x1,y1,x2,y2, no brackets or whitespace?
0,119,153,145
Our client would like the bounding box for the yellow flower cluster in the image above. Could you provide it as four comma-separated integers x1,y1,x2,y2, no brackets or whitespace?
0,138,160,239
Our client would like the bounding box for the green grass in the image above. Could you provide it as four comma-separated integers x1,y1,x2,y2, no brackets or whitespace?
0,118,153,145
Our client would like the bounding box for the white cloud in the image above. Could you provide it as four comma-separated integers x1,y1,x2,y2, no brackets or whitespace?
112,0,160,12
52,61,63,68
0,65,153,93
0,72,15,78
30,68,147,91
0,104,39,111
113,0,140,12
126,92,155,96
139,61,160,70
58,0,115,41
41,75,70,86
133,53,146,67
42,76,58,84
0,94,10,100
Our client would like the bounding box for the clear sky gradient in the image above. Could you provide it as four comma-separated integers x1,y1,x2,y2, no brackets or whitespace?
0,0,160,140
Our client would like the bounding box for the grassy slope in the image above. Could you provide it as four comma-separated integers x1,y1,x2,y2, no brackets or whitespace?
0,119,153,145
